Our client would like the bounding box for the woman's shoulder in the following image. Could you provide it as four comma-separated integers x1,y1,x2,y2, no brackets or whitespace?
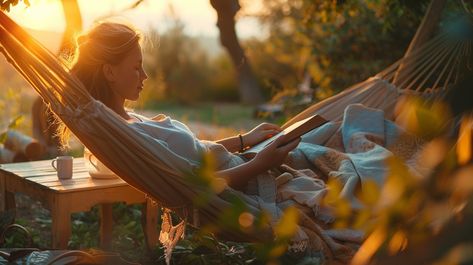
127,112,174,125
150,114,168,122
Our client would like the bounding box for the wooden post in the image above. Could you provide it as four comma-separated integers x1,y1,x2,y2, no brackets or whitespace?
51,196,72,249
142,197,159,249
100,203,114,249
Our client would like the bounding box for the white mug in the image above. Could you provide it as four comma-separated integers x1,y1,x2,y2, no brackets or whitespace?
51,156,73,179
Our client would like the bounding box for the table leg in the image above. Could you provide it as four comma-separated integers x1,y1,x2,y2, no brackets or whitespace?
100,203,114,249
5,191,16,214
0,174,5,211
51,198,71,249
142,197,159,249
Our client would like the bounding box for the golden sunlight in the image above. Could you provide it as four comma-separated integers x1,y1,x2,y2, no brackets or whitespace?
7,1,65,32
7,0,262,38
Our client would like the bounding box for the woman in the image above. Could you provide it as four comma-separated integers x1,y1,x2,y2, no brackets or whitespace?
65,21,301,190
61,21,417,260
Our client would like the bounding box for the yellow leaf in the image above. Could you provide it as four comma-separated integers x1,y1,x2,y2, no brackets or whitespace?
381,157,413,206
388,230,408,255
334,199,351,219
457,116,472,165
453,165,473,198
353,209,372,229
324,178,343,205
269,244,287,259
395,96,451,138
352,227,386,265
274,207,299,239
359,179,380,207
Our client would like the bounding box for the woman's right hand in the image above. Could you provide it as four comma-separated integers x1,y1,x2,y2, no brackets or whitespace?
253,135,301,171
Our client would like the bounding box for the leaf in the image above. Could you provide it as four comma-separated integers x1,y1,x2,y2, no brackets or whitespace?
358,179,380,207
457,117,472,165
274,206,299,239
0,132,6,144
8,115,23,129
351,227,386,265
388,230,408,254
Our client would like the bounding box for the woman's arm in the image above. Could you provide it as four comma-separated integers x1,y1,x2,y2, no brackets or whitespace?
216,134,246,153
216,123,282,153
216,135,300,190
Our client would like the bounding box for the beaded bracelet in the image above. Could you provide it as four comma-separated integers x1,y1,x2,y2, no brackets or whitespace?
238,134,244,152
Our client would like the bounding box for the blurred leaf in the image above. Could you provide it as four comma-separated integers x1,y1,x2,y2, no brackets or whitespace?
457,116,472,165
452,165,473,200
0,132,6,144
8,115,24,129
274,206,299,239
388,230,408,254
352,227,386,265
358,179,380,207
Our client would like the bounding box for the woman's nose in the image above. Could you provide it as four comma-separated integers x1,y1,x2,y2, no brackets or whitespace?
141,68,148,81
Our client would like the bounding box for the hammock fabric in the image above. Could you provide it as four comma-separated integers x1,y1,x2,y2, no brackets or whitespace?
0,9,471,263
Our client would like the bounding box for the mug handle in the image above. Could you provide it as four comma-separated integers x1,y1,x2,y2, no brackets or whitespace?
51,159,57,170
88,154,99,171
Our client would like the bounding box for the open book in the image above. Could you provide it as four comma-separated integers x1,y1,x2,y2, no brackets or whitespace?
242,114,328,156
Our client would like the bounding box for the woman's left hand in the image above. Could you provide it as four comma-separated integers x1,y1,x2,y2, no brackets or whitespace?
242,123,282,147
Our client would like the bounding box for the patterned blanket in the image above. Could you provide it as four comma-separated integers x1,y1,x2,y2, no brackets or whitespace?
252,104,425,261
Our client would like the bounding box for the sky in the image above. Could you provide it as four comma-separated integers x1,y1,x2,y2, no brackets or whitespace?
7,0,264,38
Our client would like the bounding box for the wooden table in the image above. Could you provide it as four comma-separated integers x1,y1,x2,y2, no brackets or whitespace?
0,158,159,249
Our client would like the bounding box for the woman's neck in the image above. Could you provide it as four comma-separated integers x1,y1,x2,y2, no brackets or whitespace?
108,98,130,120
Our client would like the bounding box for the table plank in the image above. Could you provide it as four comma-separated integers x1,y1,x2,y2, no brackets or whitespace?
0,158,127,193
1,158,86,172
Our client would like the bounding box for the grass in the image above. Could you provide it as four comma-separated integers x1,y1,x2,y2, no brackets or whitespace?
137,101,262,129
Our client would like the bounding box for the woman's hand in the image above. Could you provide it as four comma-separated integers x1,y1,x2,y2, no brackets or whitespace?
253,135,301,171
242,123,282,148
216,134,300,190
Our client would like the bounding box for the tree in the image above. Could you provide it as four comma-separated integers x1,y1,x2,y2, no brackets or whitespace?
253,0,430,100
58,0,83,55
31,0,82,157
0,0,29,11
210,0,264,105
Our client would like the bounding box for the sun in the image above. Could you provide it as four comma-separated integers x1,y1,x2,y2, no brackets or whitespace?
7,1,66,32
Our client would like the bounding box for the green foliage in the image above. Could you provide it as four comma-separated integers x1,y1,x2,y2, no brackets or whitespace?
0,87,25,145
248,0,430,101
0,0,29,11
139,20,239,107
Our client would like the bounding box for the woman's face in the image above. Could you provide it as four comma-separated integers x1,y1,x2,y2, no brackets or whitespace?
106,43,148,103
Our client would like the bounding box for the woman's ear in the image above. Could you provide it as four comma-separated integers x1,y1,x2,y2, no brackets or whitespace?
102,63,115,83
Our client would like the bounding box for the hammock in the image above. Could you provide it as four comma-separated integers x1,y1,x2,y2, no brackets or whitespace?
284,28,472,127
0,4,471,262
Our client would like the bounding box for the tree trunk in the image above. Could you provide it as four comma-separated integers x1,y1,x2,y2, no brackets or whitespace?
210,0,264,105
59,0,83,54
32,0,83,157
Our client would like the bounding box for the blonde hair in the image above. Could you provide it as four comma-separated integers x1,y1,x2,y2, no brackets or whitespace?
70,21,141,106
57,21,142,147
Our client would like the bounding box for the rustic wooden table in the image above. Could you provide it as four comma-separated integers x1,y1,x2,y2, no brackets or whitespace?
0,158,159,249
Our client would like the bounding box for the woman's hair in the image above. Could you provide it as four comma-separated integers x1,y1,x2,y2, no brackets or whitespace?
70,21,141,106
56,21,142,148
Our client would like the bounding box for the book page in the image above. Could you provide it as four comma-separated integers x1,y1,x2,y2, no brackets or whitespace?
242,114,327,156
